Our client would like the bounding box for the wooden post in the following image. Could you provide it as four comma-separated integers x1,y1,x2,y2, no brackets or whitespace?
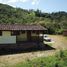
27,30,31,41
38,30,40,42
42,30,45,42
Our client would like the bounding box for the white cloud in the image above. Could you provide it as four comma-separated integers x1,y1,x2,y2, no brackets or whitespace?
32,0,36,5
7,0,17,3
7,0,29,3
20,0,29,3
0,0,40,7
0,0,8,4
32,0,40,5
7,0,29,7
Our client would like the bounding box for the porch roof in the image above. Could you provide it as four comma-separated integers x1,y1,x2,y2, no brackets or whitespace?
0,24,47,31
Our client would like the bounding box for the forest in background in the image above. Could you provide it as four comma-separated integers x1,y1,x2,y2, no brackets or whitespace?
0,3,67,34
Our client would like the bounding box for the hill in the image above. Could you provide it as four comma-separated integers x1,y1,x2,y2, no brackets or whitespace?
0,3,67,34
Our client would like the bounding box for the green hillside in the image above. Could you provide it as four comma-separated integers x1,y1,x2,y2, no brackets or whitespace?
0,3,67,34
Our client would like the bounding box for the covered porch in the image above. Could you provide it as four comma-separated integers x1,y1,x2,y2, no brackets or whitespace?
16,30,45,43
0,40,54,55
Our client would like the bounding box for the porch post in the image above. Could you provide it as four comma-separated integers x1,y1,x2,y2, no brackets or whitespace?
42,30,45,42
38,30,40,42
27,30,31,41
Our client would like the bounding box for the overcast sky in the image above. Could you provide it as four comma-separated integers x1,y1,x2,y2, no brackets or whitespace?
0,0,67,13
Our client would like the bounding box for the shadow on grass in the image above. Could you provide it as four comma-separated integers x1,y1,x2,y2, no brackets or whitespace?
0,41,55,56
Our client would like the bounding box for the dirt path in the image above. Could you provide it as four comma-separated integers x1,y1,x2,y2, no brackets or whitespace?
49,35,67,50
0,35,67,67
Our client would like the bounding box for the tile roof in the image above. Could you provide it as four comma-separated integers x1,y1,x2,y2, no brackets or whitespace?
63,29,67,32
0,24,46,31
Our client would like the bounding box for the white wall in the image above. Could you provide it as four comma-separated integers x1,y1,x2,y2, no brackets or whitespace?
0,31,16,44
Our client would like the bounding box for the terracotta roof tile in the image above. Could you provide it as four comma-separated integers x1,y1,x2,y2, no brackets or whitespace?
0,24,46,31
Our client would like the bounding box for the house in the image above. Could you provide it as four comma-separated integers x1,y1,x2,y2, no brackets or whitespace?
63,29,67,36
0,24,47,44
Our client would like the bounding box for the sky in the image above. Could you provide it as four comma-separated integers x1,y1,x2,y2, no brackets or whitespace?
0,0,67,13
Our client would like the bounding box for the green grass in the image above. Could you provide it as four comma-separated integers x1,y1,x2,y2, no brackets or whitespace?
13,50,67,67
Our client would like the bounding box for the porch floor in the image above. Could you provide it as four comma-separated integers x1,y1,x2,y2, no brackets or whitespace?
0,41,55,55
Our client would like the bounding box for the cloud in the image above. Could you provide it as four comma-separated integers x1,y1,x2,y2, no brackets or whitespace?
7,0,29,3
0,0,40,7
7,0,17,3
7,0,29,7
20,0,29,3
32,0,40,5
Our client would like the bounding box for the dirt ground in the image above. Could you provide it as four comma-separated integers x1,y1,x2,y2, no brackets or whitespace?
0,35,67,67
49,35,67,50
